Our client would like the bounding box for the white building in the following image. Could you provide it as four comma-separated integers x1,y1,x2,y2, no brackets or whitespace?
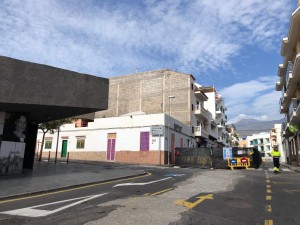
247,132,271,157
37,113,195,165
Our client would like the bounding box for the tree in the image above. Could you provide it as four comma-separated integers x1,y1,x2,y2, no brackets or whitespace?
38,118,74,161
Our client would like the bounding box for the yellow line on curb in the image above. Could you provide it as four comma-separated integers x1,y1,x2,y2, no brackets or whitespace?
149,188,173,196
0,172,152,204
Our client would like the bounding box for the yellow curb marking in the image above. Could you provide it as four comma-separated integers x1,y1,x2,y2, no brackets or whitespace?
175,194,213,209
147,188,173,196
265,220,273,225
266,195,272,200
0,172,152,204
266,205,272,212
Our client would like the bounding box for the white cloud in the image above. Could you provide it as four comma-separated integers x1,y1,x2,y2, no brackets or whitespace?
0,0,294,77
220,77,283,123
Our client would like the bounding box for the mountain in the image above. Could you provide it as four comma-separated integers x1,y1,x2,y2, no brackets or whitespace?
233,118,284,137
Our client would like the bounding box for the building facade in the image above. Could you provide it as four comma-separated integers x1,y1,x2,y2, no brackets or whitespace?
248,132,271,157
276,2,300,166
38,69,229,164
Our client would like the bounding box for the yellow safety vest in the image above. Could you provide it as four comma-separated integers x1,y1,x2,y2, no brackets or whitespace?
271,150,281,157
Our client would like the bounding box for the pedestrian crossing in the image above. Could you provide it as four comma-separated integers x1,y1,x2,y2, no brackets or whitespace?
267,168,291,172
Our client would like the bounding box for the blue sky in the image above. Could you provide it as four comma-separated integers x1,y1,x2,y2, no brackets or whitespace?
0,0,297,123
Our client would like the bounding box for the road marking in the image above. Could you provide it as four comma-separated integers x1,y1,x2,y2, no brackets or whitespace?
283,189,300,193
266,196,272,200
266,189,272,194
113,177,172,187
265,220,273,225
266,180,270,183
272,181,292,184
0,172,151,204
146,188,173,196
175,194,213,209
164,173,186,177
266,176,270,179
0,193,107,217
282,168,291,172
266,185,271,189
265,205,272,212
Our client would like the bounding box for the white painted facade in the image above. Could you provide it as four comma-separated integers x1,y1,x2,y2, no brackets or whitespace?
247,132,271,157
37,113,195,163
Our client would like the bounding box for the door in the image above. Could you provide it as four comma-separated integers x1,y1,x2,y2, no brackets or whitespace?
171,133,175,163
61,140,68,158
107,133,116,161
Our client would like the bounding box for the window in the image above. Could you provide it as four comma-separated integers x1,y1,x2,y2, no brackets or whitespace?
140,132,149,151
76,139,85,149
45,140,52,149
191,104,194,111
191,83,194,90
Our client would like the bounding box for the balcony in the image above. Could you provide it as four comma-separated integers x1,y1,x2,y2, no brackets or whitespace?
217,123,224,129
279,95,290,114
194,125,209,139
286,54,300,99
194,105,209,119
289,98,300,123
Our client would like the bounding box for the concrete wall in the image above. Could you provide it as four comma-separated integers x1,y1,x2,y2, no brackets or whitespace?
0,56,109,122
95,69,193,127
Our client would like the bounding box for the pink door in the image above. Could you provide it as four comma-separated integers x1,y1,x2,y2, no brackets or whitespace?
107,138,116,161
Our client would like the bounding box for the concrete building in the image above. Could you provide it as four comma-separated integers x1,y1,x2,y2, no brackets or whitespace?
202,87,229,147
0,56,108,175
276,2,300,166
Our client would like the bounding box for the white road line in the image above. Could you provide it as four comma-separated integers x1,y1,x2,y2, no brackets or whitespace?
0,193,107,217
113,177,172,187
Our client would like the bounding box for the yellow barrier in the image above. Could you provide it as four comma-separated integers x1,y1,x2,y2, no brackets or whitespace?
227,157,250,170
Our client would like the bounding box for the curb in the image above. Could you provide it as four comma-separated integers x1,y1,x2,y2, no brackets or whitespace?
0,171,149,203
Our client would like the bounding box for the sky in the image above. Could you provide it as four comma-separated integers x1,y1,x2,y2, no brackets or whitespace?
0,0,297,124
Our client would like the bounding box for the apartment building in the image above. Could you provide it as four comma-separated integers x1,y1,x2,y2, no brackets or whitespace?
248,132,271,157
276,2,300,166
38,69,229,164
202,87,229,147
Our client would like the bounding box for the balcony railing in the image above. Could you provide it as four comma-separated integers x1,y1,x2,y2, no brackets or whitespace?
194,105,209,119
194,125,209,138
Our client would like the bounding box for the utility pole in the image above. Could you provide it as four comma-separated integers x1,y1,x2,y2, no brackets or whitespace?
168,96,175,166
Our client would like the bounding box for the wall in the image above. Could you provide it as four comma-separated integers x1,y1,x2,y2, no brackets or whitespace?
38,113,195,165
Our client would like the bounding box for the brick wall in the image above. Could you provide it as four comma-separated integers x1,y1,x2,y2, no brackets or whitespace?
116,151,166,165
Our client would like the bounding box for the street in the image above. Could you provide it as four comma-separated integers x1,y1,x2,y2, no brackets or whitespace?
0,163,299,225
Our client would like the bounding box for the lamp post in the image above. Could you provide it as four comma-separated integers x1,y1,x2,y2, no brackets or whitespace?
168,96,175,166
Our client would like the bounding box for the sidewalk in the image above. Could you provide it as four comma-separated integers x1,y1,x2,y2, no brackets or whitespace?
0,160,147,200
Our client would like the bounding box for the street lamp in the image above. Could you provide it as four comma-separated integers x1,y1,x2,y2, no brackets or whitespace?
168,96,175,166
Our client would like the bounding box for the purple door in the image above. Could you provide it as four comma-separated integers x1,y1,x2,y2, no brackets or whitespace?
107,139,116,161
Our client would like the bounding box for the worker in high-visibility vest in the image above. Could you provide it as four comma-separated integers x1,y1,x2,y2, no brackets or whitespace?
271,145,281,173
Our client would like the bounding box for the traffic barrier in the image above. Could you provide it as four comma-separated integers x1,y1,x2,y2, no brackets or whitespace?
228,157,250,170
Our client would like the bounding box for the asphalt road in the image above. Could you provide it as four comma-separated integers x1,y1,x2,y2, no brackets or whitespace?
0,164,299,225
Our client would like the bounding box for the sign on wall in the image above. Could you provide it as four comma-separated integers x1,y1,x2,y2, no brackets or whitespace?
151,125,164,136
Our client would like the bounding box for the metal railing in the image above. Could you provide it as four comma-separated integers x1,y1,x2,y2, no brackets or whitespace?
286,61,294,84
